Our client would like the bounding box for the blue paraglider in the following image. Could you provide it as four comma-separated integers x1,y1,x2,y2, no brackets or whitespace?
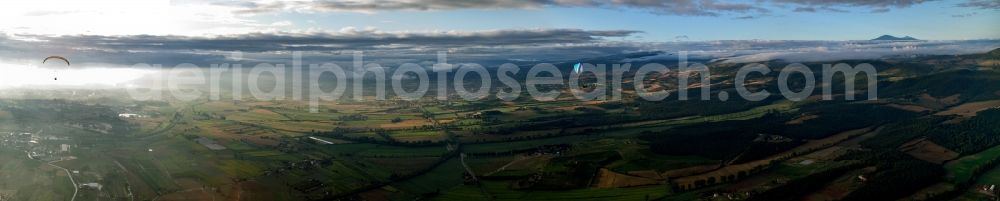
573,63,582,74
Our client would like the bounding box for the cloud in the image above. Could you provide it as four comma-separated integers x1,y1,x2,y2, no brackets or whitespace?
0,0,260,36
793,7,817,12
772,0,932,8
610,40,1000,63
712,40,1000,63
792,6,850,12
957,0,1000,10
952,12,978,17
870,8,891,13
769,0,934,13
821,7,850,12
2,29,996,71
28,28,640,52
218,0,950,16
225,0,770,16
0,28,643,67
270,21,294,26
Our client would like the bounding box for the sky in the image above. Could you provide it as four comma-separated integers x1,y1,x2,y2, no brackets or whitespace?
0,0,997,40
0,0,998,87
258,0,1000,41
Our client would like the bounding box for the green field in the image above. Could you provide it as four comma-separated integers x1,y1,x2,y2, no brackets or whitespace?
946,145,1000,183
317,143,450,157
392,158,465,196
434,181,672,201
0,151,75,201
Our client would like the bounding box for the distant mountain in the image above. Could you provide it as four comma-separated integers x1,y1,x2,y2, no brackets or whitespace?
872,35,919,41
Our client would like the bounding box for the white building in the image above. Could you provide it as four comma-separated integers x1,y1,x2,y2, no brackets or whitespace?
118,113,142,118
80,183,102,190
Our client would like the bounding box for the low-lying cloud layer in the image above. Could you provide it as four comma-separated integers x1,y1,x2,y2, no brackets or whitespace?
216,0,996,16
626,40,1000,63
0,28,643,67
776,0,931,7
958,0,1000,10
2,28,998,70
26,28,639,51
225,0,769,16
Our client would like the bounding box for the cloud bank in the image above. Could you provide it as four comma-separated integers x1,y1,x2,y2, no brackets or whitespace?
224,0,770,16
957,0,1000,10
3,28,997,70
0,28,643,67
218,0,995,16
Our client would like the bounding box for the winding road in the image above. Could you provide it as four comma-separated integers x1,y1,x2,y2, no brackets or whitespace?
47,159,78,201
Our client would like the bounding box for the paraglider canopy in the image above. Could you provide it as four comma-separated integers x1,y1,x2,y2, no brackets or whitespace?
42,56,70,80
573,63,582,74
43,56,71,66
